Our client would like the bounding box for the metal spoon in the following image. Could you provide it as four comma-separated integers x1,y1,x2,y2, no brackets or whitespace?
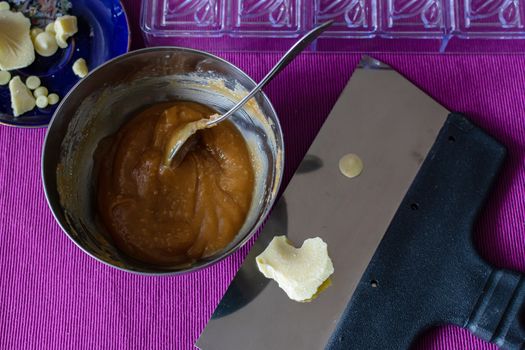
164,20,334,167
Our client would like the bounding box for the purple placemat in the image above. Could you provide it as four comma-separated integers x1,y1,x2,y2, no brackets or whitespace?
1,1,524,349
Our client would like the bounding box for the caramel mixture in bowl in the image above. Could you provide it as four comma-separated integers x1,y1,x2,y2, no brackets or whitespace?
96,101,254,266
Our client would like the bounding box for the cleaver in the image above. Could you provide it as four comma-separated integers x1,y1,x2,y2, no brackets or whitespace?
196,57,525,349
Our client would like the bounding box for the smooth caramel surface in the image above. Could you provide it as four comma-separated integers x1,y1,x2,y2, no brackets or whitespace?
96,101,254,265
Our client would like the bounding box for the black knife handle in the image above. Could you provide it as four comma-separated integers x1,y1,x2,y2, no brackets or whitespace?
326,113,514,350
467,269,525,349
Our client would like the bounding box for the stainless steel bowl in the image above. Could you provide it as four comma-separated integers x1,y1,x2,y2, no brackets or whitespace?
42,47,284,275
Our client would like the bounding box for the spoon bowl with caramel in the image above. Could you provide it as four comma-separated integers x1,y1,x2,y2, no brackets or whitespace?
42,47,284,274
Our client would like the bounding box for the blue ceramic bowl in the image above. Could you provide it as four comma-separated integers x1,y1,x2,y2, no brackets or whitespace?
0,0,130,128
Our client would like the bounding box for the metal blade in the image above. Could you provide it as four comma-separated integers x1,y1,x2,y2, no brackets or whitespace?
197,57,449,350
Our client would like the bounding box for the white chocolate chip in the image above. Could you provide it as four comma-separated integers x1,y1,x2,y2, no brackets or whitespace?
36,95,49,109
34,32,58,57
0,1,10,11
9,76,36,117
25,75,41,90
30,27,43,40
45,22,55,35
47,93,60,105
0,70,11,85
339,153,363,178
34,86,48,98
72,58,88,78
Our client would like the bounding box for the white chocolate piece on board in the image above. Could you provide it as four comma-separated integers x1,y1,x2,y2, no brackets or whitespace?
9,76,36,117
0,70,11,85
0,1,10,11
339,153,364,178
25,75,41,90
0,11,35,70
72,58,88,78
47,93,60,105
256,236,334,302
34,32,59,57
36,95,49,109
54,15,78,48
34,86,48,98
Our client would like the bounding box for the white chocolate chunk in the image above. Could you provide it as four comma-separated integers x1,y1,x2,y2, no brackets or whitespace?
0,1,9,11
339,153,363,178
47,93,59,105
25,76,41,90
36,95,49,108
55,35,68,49
256,236,334,302
55,16,78,35
72,58,88,78
30,27,43,40
0,70,11,85
9,76,36,117
0,11,35,70
54,15,77,49
34,32,58,57
34,86,48,98
45,22,55,34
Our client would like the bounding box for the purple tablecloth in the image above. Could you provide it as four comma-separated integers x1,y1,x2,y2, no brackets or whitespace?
1,1,524,349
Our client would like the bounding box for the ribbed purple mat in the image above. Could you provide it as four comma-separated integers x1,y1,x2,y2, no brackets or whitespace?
0,2,524,349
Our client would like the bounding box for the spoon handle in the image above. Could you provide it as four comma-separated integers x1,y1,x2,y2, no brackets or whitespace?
206,20,333,127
